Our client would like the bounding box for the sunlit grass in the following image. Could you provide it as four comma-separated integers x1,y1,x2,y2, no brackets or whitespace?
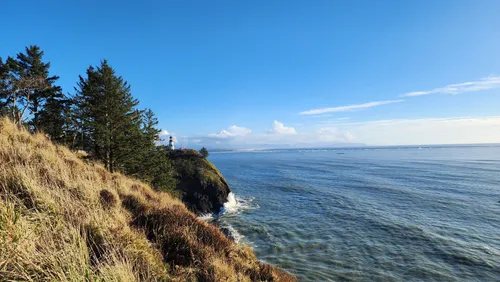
0,117,295,281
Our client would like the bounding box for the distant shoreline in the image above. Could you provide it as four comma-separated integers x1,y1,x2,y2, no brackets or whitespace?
210,143,500,153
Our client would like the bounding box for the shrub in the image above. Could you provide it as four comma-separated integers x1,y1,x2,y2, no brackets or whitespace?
199,147,209,158
99,189,117,209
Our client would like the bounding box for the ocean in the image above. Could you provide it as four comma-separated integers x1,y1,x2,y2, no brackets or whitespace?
208,145,500,281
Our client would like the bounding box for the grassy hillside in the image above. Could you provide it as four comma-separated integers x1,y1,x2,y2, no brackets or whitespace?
0,118,295,281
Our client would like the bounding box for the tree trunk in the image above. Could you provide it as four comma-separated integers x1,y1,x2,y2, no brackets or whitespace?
109,147,114,173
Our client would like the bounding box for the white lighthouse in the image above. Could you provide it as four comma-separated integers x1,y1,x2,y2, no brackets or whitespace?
168,136,175,150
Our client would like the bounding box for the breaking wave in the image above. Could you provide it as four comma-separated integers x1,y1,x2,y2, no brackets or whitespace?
219,192,259,216
198,193,259,244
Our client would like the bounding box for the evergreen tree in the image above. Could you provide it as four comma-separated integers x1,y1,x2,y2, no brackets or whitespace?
141,108,161,147
125,108,160,176
146,147,178,194
1,46,61,128
135,109,177,192
73,66,98,151
38,93,70,142
74,60,143,173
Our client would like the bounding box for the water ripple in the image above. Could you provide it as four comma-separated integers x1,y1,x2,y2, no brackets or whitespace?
211,146,500,281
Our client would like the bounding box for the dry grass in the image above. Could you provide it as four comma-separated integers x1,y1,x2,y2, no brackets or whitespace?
0,118,296,282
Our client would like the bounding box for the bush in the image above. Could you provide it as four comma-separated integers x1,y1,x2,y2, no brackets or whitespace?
199,147,209,158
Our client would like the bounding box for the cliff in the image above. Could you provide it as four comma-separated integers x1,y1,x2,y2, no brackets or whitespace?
169,149,231,215
0,118,295,281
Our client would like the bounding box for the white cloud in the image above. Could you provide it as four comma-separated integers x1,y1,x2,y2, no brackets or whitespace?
401,76,500,97
209,130,233,139
307,114,333,118
300,100,403,115
157,129,177,144
184,116,500,149
209,125,251,139
267,120,297,134
334,116,500,145
317,127,354,141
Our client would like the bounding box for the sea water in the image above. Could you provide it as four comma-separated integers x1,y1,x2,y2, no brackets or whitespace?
209,145,500,281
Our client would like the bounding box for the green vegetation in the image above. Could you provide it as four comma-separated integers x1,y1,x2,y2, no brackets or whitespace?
0,45,295,281
170,149,224,187
0,46,65,135
200,147,210,158
167,149,231,214
0,45,176,193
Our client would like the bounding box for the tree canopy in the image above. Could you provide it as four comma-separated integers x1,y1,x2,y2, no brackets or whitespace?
0,46,63,130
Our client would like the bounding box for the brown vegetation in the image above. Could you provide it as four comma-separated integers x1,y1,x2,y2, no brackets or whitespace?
0,118,295,281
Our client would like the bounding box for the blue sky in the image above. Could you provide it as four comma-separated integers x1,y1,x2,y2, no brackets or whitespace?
3,0,500,148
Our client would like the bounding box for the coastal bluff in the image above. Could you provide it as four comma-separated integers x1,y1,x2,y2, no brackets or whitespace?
0,118,295,281
169,149,231,215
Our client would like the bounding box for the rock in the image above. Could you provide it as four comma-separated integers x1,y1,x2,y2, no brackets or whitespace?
169,149,231,215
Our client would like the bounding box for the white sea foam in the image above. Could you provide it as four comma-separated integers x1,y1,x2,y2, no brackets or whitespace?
197,192,258,221
198,193,259,244
217,193,260,244
219,192,259,216
222,192,238,214
198,213,216,221
221,222,245,243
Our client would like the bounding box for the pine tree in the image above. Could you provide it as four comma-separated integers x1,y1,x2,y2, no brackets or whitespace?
73,66,98,152
146,147,178,194
128,109,178,192
74,60,143,173
1,46,61,128
38,93,70,142
124,108,159,177
141,108,161,147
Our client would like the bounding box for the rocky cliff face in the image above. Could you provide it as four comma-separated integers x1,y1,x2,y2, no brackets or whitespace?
169,149,231,215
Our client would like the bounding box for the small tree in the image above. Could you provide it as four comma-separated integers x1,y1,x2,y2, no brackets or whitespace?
199,147,209,158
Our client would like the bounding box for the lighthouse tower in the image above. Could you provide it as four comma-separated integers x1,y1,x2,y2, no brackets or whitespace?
168,136,175,150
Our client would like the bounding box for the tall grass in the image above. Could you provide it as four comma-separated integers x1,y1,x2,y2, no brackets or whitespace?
0,118,295,281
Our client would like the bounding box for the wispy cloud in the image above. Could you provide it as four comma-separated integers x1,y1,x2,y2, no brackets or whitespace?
401,76,500,97
300,100,403,115
331,116,498,126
